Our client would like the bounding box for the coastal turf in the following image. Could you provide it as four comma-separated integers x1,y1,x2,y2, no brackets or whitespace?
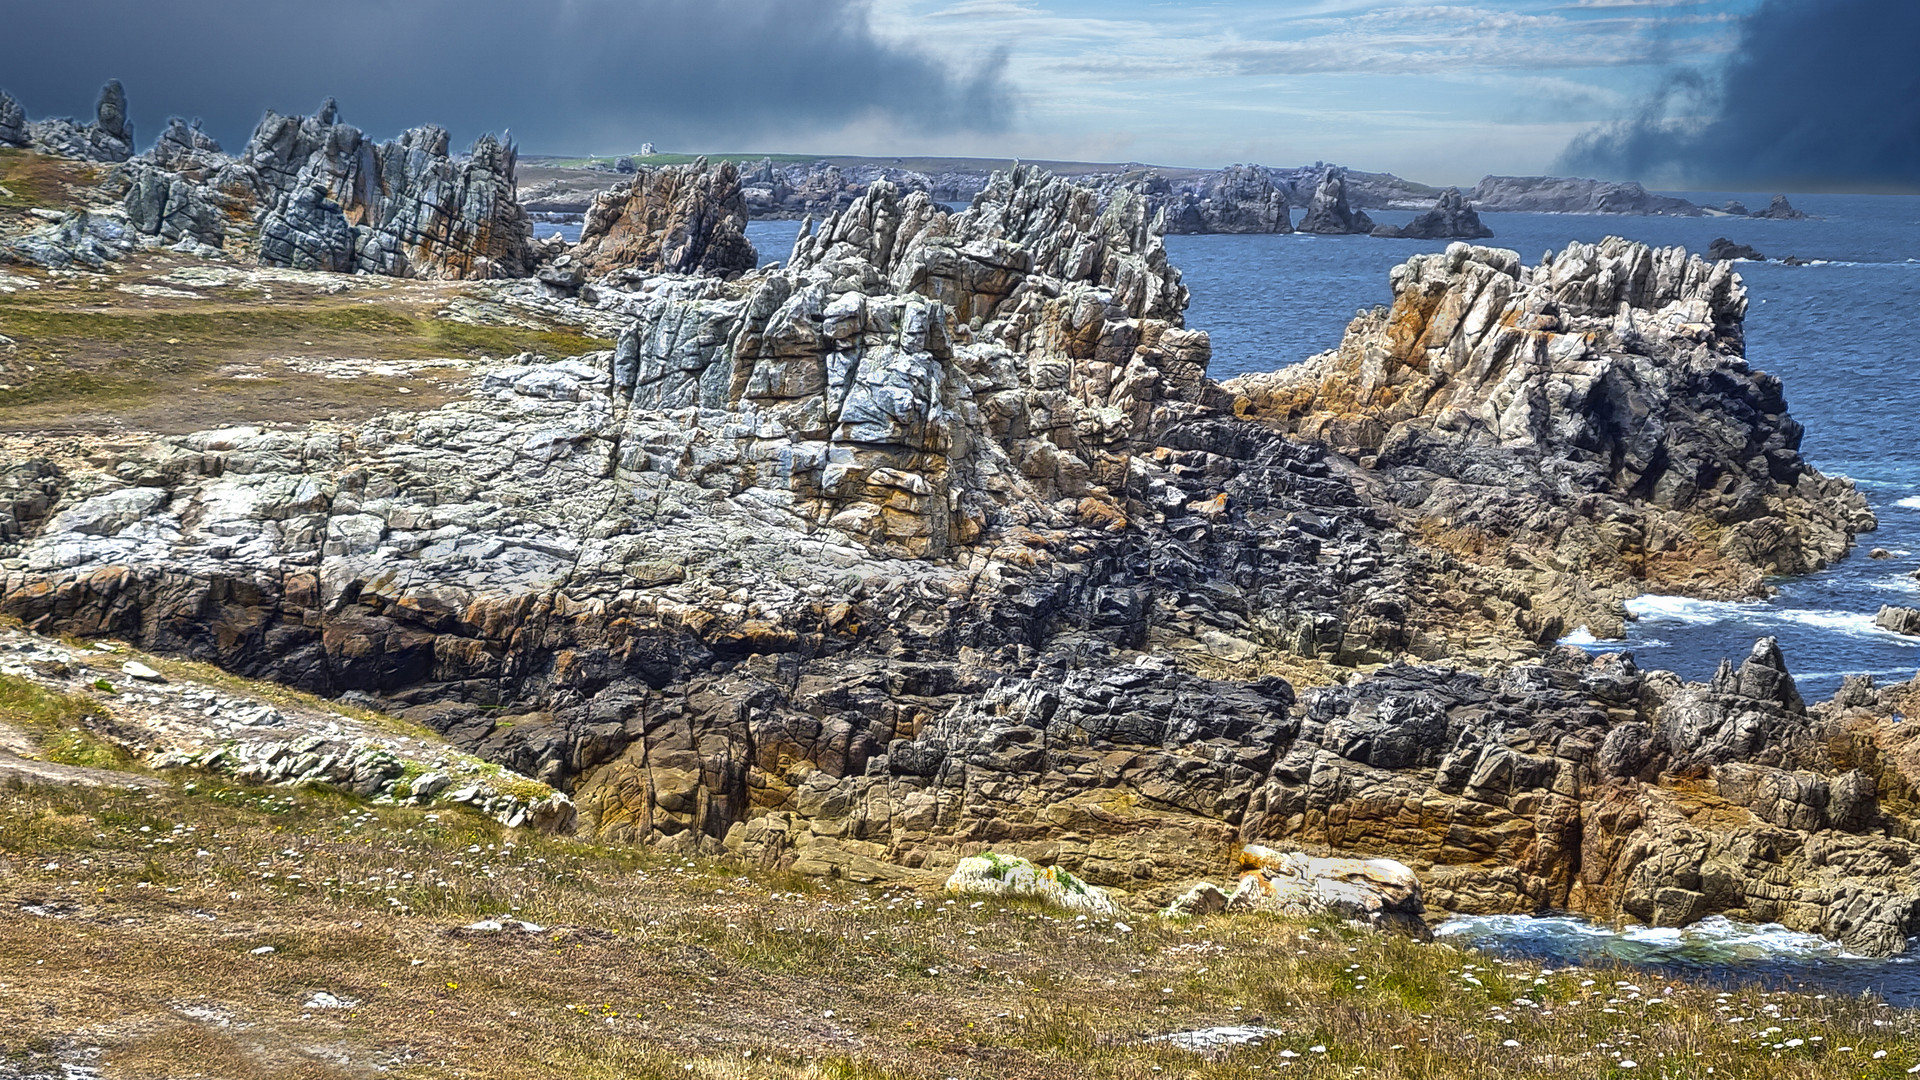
2,767,1916,1080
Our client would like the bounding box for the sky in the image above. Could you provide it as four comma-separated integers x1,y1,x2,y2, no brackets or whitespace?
0,0,1908,188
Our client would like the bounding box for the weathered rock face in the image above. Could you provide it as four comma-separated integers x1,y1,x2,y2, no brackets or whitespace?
1296,169,1374,235
0,90,26,148
572,159,757,278
0,209,134,269
25,80,135,163
0,168,1897,952
1875,605,1920,636
1228,239,1873,634
1371,188,1492,240
1225,848,1428,938
1156,165,1292,235
1756,194,1808,220
1469,175,1702,216
242,107,534,280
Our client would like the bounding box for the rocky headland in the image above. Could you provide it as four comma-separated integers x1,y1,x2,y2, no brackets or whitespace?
2,98,1913,962
1469,175,1704,216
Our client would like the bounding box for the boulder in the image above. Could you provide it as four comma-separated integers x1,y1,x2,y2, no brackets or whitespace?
1296,168,1374,235
1875,604,1920,636
26,80,134,162
944,854,1118,915
1226,847,1429,938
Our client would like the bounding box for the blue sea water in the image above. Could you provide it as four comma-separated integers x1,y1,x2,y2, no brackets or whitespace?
1171,193,1920,702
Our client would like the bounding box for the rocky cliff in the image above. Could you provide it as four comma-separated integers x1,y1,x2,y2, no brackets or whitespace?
0,166,1898,953
1469,176,1703,216
1228,239,1872,634
0,90,27,149
572,158,757,278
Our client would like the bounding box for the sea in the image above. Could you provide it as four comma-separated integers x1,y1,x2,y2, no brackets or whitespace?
548,194,1920,996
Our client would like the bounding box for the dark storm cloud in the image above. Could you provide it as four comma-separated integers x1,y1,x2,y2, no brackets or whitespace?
0,0,1015,154
1557,0,1920,190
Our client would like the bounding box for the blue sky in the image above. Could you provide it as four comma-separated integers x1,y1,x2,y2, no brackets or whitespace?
863,0,1757,180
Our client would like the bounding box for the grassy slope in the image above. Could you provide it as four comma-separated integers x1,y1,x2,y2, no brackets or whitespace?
2,762,1916,1080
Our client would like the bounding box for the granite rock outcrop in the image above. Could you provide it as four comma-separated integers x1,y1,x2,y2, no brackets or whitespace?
1296,169,1375,235
1,167,1900,954
26,80,135,163
1755,195,1808,220
1154,164,1293,235
0,90,26,149
1371,188,1493,240
1227,239,1872,636
1469,176,1702,216
572,158,758,278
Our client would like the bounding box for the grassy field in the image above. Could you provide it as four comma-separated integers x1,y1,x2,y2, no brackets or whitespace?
0,274,612,434
3,761,1916,1080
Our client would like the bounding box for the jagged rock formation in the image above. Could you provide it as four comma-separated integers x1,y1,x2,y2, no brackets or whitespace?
26,80,135,163
1228,239,1873,633
240,108,534,280
1469,176,1702,216
0,169,1896,954
572,158,757,278
1756,194,1808,220
1155,164,1292,235
1707,237,1764,262
0,90,26,148
148,117,223,168
1371,188,1493,240
1296,169,1374,235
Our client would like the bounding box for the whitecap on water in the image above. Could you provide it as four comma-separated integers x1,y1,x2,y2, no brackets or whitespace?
1896,495,1920,510
1436,913,1859,964
1558,626,1604,646
1624,594,1920,647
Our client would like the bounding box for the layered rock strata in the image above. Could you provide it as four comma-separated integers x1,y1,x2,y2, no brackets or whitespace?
1228,239,1873,635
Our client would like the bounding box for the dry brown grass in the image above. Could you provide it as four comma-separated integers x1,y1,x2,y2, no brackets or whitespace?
2,772,1916,1080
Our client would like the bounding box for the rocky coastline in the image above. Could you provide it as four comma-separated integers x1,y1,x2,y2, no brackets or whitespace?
2,87,1915,961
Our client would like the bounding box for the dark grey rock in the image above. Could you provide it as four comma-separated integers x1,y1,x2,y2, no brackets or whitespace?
257,185,356,272
0,90,25,148
1706,237,1765,262
1755,194,1808,220
1372,187,1492,240
1296,168,1374,235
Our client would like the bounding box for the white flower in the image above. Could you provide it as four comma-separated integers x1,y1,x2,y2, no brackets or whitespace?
1619,1061,1637,1069
1310,1045,1327,1054
1502,1039,1520,1047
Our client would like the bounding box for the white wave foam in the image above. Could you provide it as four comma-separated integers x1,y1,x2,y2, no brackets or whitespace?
1896,496,1920,510
1623,595,1759,625
1559,626,1603,646
1436,913,1860,961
